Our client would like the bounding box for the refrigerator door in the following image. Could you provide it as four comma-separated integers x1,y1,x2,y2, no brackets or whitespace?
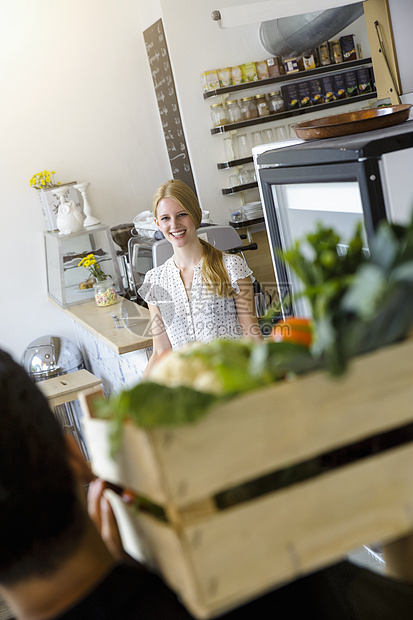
379,146,413,225
257,160,376,317
255,122,413,317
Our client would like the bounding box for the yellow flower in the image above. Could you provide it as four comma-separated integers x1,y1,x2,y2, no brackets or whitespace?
29,169,60,190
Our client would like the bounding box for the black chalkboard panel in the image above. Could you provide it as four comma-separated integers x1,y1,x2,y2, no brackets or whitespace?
144,19,197,197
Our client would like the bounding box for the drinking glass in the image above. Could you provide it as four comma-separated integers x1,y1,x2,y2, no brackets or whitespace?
251,131,263,147
236,134,250,158
224,136,238,161
261,128,275,143
275,126,288,141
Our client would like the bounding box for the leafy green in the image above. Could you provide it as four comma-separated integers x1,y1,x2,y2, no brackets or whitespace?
279,213,413,375
95,382,220,455
94,339,318,453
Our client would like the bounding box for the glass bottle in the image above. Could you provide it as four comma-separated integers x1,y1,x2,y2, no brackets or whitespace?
210,102,228,127
226,99,242,123
254,94,270,117
268,91,285,114
240,96,258,120
93,277,117,307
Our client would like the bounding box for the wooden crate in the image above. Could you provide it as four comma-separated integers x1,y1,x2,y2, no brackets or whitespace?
80,338,413,619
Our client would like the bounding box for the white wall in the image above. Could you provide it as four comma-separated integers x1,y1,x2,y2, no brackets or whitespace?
0,0,169,361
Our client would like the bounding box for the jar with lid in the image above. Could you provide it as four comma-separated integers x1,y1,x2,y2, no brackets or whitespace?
210,102,228,127
254,94,270,117
226,99,242,123
268,91,285,114
240,96,258,120
93,277,117,307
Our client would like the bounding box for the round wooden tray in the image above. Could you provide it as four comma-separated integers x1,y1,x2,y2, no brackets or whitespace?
292,104,412,140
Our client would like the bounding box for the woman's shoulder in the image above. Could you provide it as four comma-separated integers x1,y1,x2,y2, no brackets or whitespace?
223,252,253,281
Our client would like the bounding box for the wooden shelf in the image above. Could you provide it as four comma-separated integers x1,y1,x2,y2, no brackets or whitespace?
217,156,253,170
222,182,258,195
204,57,373,99
211,92,377,135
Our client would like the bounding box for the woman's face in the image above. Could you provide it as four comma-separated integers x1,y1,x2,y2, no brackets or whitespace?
155,197,197,248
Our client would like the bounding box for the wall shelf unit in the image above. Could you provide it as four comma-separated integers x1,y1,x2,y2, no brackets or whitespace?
211,92,376,135
204,56,377,199
204,57,373,100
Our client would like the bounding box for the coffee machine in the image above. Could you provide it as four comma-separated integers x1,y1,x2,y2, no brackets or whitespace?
110,223,139,301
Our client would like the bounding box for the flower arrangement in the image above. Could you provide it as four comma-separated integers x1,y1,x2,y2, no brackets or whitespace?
29,170,60,190
78,253,108,286
78,253,117,306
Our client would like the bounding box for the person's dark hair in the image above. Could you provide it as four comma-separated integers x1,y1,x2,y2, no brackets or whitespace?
0,350,87,585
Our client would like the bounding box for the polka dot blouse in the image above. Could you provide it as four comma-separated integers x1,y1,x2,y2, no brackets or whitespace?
138,253,253,350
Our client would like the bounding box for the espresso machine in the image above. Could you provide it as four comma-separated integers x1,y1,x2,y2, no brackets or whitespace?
110,223,139,301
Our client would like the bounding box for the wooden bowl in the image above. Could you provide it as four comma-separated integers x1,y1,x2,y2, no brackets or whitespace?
292,104,412,140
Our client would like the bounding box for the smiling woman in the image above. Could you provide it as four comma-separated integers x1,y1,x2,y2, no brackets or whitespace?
138,179,262,379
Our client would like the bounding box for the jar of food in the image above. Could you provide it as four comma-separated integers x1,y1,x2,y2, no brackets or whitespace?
210,102,228,127
93,277,117,307
240,96,258,120
226,99,242,123
268,91,285,114
318,42,331,66
254,94,270,117
330,40,343,64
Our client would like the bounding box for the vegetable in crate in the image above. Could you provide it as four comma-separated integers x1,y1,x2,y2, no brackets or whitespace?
95,338,316,450
280,214,413,375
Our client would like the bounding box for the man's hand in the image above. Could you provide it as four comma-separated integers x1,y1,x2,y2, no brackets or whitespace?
87,478,128,562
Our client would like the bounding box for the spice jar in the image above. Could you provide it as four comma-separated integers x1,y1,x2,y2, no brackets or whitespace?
210,102,228,127
254,94,270,117
268,91,285,114
240,96,258,120
226,99,242,123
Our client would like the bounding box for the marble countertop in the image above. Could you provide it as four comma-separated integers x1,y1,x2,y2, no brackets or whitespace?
54,296,152,355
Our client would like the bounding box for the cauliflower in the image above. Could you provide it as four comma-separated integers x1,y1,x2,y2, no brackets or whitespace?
148,342,224,395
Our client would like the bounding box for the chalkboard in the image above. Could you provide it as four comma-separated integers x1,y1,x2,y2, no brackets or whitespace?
144,19,197,196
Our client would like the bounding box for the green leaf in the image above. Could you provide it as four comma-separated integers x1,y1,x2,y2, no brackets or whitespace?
341,264,386,320
94,382,221,456
369,223,399,271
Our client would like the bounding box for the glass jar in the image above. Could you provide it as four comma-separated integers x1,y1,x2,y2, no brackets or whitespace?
254,94,270,117
210,102,228,127
268,91,285,114
226,99,242,123
93,277,117,307
240,96,258,120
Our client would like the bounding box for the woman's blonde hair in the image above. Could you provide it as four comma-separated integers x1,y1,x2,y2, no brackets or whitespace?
153,179,235,298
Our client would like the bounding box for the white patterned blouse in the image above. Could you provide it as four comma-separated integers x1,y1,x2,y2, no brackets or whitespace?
138,253,253,350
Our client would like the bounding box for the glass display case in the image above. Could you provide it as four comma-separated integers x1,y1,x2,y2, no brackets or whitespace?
44,224,124,308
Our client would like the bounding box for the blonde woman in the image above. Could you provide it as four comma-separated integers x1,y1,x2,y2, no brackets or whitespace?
138,179,261,376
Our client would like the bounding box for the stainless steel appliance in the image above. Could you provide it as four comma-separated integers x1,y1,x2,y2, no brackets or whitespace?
22,336,89,459
254,121,413,317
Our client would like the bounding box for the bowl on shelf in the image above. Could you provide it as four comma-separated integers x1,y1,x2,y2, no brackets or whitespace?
291,104,412,140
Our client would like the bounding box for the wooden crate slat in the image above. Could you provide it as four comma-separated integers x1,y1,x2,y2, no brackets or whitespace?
180,444,413,617
148,339,413,507
80,391,169,505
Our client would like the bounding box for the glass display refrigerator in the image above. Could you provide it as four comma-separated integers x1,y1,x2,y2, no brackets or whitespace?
254,121,413,317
